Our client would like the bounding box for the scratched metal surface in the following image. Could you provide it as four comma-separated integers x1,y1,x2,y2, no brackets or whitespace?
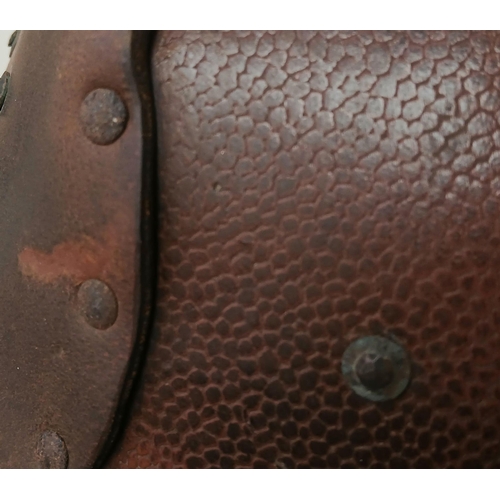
0,31,153,468
108,31,500,468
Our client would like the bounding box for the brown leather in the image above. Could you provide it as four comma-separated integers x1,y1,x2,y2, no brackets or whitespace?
108,31,500,468
0,31,153,468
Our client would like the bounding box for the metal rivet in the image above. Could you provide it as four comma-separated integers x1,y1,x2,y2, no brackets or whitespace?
341,335,411,402
355,351,394,391
77,279,118,330
80,88,128,145
0,72,10,113
36,431,68,469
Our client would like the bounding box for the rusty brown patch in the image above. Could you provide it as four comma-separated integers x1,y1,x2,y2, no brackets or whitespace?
18,221,126,285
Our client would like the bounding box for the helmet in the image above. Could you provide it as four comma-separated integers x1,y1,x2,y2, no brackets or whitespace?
2,30,499,468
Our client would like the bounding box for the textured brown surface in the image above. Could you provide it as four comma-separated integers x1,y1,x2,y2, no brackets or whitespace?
108,31,500,468
0,31,154,468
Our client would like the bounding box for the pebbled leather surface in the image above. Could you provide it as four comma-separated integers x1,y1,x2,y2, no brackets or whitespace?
108,31,500,468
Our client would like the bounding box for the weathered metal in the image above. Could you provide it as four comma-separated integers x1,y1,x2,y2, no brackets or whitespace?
342,336,411,402
80,88,129,145
0,31,155,468
355,352,395,391
77,279,119,330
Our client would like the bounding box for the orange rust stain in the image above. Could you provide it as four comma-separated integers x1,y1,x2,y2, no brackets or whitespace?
17,221,127,285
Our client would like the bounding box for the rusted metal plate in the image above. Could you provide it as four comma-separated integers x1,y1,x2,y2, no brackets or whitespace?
0,31,154,467
108,31,500,468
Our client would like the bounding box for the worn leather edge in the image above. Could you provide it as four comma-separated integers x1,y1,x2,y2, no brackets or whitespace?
94,30,158,469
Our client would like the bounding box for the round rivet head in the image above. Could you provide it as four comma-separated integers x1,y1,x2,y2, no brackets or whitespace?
355,351,394,391
36,431,68,469
80,88,128,145
77,279,118,330
0,72,10,113
342,335,411,402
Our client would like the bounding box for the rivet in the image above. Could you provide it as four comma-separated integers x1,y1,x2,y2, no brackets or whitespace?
0,72,10,113
77,279,118,330
355,351,394,391
36,431,68,469
341,335,411,402
80,88,128,145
